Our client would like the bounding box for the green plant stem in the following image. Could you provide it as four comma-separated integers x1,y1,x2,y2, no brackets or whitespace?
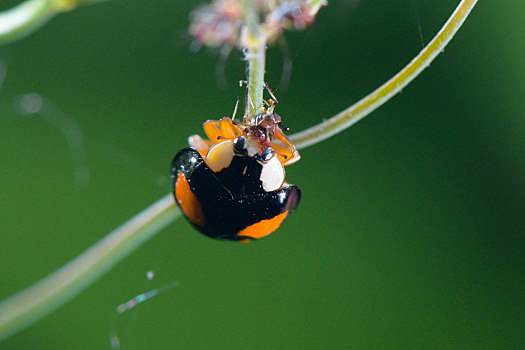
242,0,266,118
289,0,478,149
0,0,102,45
0,194,180,342
245,40,266,117
0,0,477,343
0,0,59,45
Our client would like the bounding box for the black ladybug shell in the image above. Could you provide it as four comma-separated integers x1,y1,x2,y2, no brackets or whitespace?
171,147,301,241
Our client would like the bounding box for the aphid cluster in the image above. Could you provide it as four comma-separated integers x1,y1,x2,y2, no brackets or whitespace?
171,96,301,242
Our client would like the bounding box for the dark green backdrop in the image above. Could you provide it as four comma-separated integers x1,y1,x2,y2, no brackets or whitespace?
1,0,524,348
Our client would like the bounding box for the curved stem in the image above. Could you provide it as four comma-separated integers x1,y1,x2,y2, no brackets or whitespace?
289,0,478,150
0,0,59,45
0,0,103,45
0,194,180,342
0,0,477,343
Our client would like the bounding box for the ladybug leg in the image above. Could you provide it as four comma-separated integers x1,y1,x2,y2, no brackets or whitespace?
273,142,301,166
271,127,300,166
188,135,212,158
282,151,301,166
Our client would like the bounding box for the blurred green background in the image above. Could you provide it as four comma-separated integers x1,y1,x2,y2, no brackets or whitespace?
1,0,524,348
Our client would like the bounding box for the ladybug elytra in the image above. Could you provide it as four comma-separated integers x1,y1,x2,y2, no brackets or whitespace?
171,104,301,242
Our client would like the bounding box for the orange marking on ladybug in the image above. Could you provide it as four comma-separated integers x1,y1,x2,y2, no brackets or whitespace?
175,172,206,227
238,211,289,240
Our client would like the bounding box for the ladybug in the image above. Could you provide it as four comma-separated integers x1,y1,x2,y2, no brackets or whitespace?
170,106,301,242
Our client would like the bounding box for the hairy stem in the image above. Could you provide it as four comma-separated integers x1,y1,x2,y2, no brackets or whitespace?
289,0,478,149
0,0,477,343
242,0,266,118
245,40,266,117
0,195,180,342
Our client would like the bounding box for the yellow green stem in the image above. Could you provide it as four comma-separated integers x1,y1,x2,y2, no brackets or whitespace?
0,0,102,45
290,0,478,149
0,195,180,342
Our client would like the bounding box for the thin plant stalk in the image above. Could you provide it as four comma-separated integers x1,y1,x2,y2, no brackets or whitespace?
245,40,267,117
0,0,478,342
242,0,267,118
0,195,180,342
290,0,478,149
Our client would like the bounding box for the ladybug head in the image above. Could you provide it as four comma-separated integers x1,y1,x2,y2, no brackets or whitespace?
205,138,285,192
233,133,274,163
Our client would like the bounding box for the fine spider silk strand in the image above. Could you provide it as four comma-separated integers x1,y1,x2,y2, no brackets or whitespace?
108,280,178,349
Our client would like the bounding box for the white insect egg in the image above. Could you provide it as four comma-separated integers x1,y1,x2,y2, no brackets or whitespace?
205,140,235,172
260,155,285,192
